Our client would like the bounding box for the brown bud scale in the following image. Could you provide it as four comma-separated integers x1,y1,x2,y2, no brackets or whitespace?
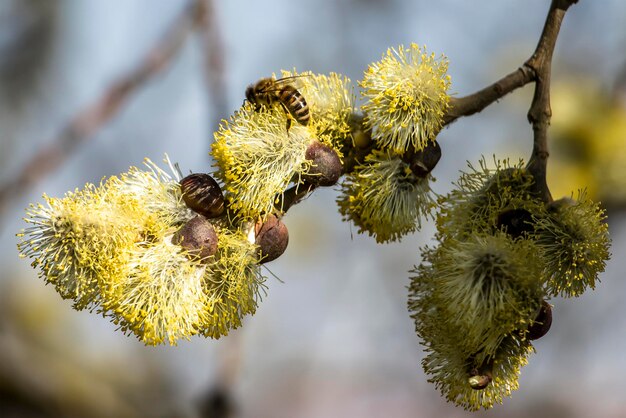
402,140,441,178
547,197,576,214
496,207,534,238
173,215,218,262
527,300,552,340
255,214,289,264
180,173,225,218
302,141,342,187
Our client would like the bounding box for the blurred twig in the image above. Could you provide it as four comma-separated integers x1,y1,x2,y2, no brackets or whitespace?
0,1,58,104
0,2,201,219
197,332,242,418
195,0,229,139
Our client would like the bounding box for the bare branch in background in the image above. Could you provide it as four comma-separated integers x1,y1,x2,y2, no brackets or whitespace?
0,2,200,218
0,0,58,103
196,334,242,418
195,0,229,141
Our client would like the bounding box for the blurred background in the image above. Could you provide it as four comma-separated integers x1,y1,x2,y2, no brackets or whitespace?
1,1,626,417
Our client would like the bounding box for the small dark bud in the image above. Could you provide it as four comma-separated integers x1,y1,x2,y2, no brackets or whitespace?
468,367,493,390
173,216,218,262
402,140,442,178
547,197,576,214
348,112,372,150
255,214,289,264
496,208,534,238
527,300,552,340
352,130,371,149
302,141,342,186
180,173,225,218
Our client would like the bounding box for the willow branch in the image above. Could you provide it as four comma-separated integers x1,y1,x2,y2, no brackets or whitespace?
0,2,199,218
443,66,534,125
525,0,578,202
443,1,577,127
277,181,317,214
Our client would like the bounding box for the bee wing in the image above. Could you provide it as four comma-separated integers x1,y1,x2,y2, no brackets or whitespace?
254,74,310,94
275,74,310,83
270,74,311,89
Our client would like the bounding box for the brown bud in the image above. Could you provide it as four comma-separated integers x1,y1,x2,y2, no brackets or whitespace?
172,215,218,262
527,300,552,340
468,368,492,390
496,207,534,238
547,197,576,214
180,173,225,218
402,140,441,178
255,214,289,264
352,130,371,150
302,141,342,187
348,112,372,150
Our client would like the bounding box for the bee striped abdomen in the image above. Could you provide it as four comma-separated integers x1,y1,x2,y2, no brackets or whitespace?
246,77,311,128
278,85,310,126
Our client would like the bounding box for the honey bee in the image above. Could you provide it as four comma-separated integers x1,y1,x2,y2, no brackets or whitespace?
245,76,310,129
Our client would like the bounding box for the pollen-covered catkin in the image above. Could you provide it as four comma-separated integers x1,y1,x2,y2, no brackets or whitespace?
534,193,610,297
211,104,314,219
18,157,265,345
337,150,435,243
360,43,451,153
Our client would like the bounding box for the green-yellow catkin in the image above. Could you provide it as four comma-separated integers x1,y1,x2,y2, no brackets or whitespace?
337,150,435,243
412,233,545,356
360,43,451,153
409,252,535,411
212,104,314,219
17,186,139,310
422,327,534,411
535,192,611,297
437,157,544,240
199,227,264,339
18,156,265,345
405,155,567,410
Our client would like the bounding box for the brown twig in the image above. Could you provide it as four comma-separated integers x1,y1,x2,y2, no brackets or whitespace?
438,0,577,204
342,1,577,188
443,66,535,125
443,1,577,131
0,2,199,218
276,181,317,214
525,0,578,203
